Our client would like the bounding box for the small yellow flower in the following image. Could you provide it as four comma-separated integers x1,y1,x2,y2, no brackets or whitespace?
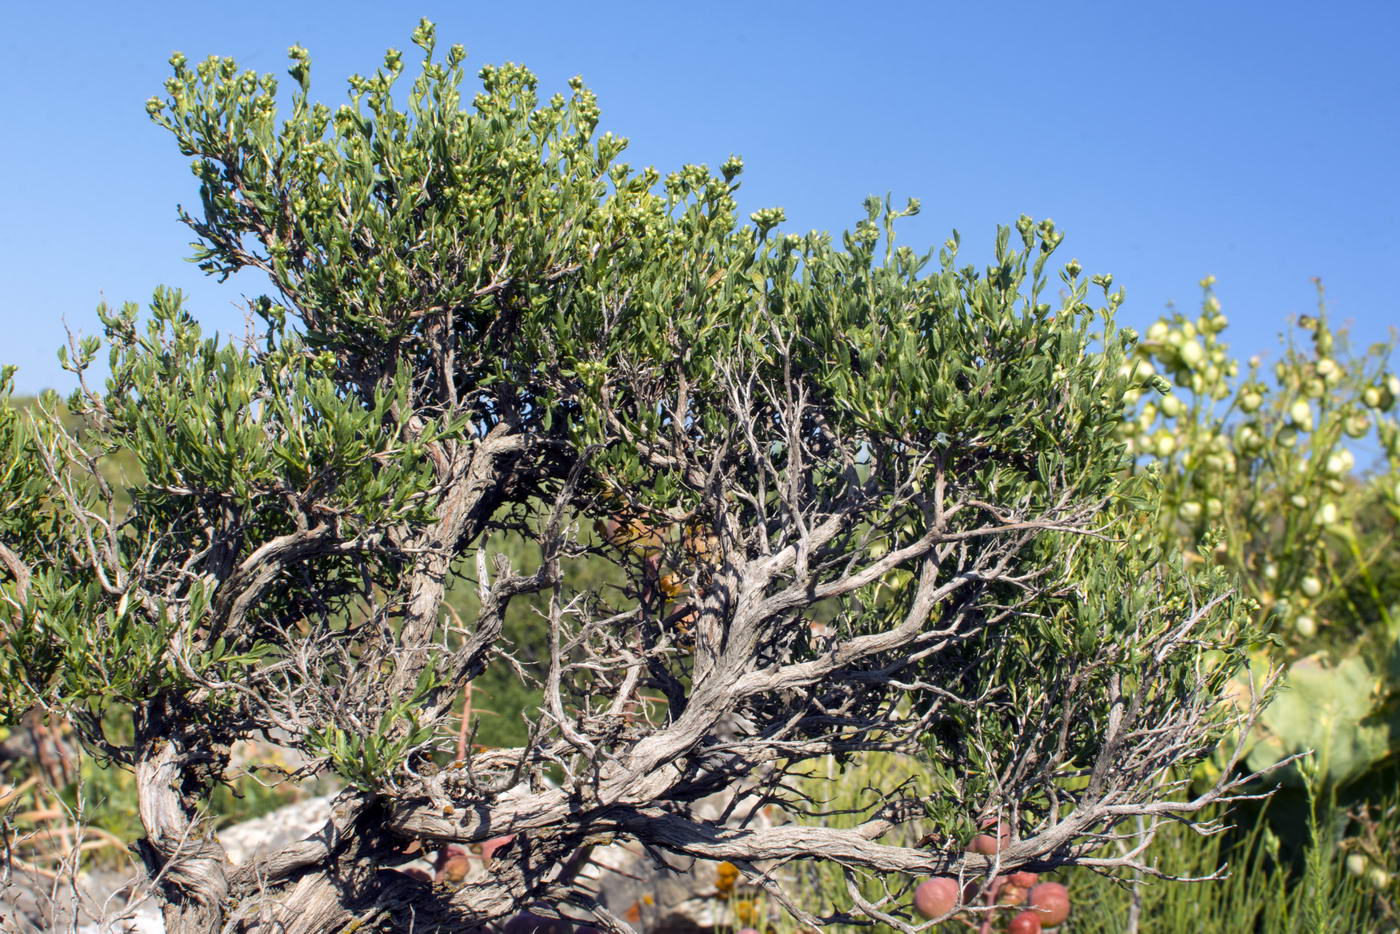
735,900,757,924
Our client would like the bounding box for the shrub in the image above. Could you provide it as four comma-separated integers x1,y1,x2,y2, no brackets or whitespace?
0,23,1270,934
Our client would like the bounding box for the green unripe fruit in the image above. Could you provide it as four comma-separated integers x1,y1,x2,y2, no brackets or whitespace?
1300,576,1323,598
1318,502,1340,526
1344,413,1371,438
1154,432,1176,457
1294,614,1317,638
1348,853,1369,877
1278,427,1299,447
1179,340,1205,368
1290,494,1309,510
1206,498,1223,517
1178,501,1203,522
1160,394,1183,417
1325,449,1354,477
1240,391,1263,413
1288,400,1314,431
1304,378,1326,399
1147,321,1169,342
1235,425,1262,452
1363,386,1389,410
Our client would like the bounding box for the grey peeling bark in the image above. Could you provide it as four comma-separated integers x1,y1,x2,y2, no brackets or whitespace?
133,730,231,934
385,424,528,703
116,422,535,934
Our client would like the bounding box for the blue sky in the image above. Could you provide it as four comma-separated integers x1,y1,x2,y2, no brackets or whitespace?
2,0,1396,394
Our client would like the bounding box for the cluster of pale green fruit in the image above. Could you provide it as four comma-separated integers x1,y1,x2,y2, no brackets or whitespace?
1118,278,1399,643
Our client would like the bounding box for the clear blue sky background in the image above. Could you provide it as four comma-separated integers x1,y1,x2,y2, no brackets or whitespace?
2,0,1396,395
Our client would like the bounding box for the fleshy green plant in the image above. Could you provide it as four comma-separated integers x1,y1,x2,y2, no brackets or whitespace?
1126,283,1400,790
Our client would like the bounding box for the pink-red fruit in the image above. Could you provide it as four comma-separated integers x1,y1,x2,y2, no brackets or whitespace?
1008,870,1039,888
479,834,516,860
913,877,960,919
1008,910,1043,934
967,819,1010,855
1029,882,1071,926
435,855,470,884
997,883,1027,905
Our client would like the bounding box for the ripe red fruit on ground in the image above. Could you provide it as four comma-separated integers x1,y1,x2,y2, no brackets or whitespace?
1008,910,1043,933
1028,882,1071,926
913,877,961,918
435,843,467,864
435,855,470,884
479,834,516,860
